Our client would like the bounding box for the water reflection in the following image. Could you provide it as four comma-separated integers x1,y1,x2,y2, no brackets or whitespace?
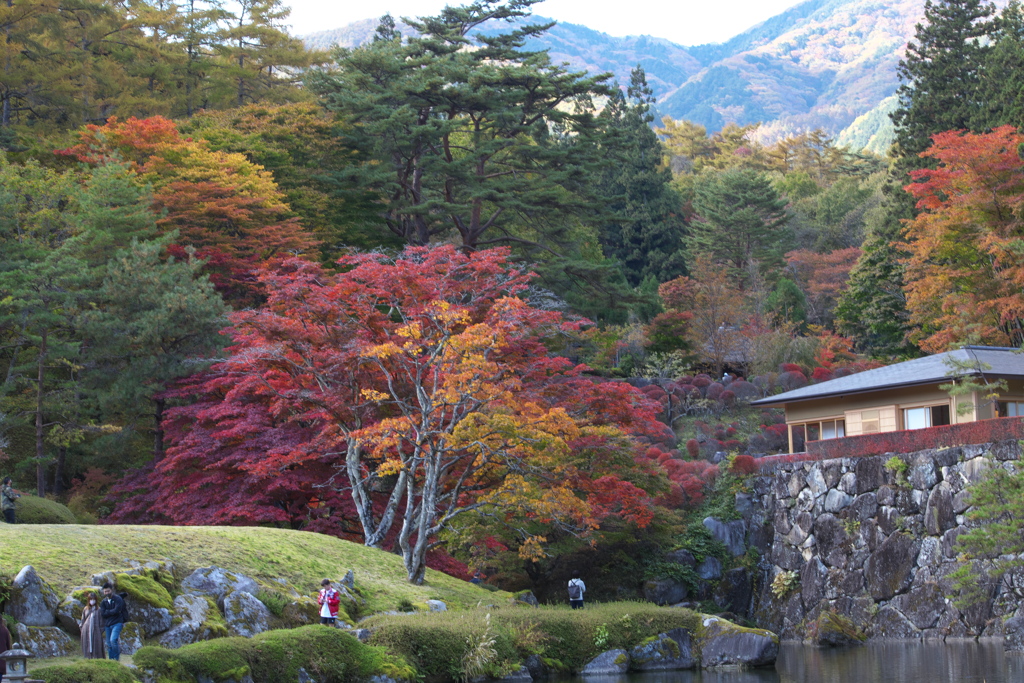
562,641,1024,683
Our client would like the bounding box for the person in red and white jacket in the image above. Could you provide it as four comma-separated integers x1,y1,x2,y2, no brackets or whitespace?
318,579,341,626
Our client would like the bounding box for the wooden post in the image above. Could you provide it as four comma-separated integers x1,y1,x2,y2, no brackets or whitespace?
787,423,794,454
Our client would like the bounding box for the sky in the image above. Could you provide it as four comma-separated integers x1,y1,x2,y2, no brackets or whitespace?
284,0,807,46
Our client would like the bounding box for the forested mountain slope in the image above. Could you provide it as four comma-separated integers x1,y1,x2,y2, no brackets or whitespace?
305,0,1009,148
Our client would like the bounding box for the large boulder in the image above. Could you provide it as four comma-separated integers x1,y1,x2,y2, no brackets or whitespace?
869,606,920,639
924,483,955,536
157,594,219,649
223,590,271,637
181,567,259,603
865,532,919,600
282,598,321,628
7,565,58,627
55,588,92,635
699,617,778,668
1004,615,1024,653
629,628,696,671
703,517,747,557
120,621,146,656
14,623,75,658
803,611,866,647
581,649,629,675
125,599,173,637
643,579,687,606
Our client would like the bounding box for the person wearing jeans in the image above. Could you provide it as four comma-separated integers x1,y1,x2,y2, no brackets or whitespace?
99,583,126,661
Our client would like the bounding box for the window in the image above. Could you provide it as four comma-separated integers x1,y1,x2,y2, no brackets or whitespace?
861,410,880,434
796,419,845,442
904,404,951,430
822,420,845,439
998,401,1024,417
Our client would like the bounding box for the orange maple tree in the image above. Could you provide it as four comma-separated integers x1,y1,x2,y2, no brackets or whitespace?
904,126,1024,352
110,247,664,583
57,116,317,303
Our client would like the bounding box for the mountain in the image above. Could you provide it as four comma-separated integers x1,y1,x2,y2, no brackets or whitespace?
301,0,1008,151
303,16,702,100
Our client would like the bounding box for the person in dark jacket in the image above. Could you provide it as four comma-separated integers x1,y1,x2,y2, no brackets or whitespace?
100,583,126,661
0,618,10,675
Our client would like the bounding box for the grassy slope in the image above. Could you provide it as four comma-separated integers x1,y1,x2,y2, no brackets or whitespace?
0,525,501,612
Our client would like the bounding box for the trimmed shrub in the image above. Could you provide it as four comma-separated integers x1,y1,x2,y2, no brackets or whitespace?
133,625,413,683
116,572,173,609
366,603,702,678
32,659,135,683
16,495,76,524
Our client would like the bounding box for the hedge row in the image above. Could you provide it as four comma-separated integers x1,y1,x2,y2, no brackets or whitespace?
366,602,702,681
805,416,1024,461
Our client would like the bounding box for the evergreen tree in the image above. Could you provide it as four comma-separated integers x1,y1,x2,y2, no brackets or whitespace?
834,217,917,358
892,0,996,161
687,167,791,289
309,0,612,250
978,1,1024,128
217,0,314,108
597,66,686,287
83,238,227,461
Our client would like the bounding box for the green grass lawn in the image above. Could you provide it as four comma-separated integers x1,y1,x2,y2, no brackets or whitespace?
0,525,503,612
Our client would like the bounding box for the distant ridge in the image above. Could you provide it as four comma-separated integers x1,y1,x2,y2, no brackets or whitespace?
301,0,1010,151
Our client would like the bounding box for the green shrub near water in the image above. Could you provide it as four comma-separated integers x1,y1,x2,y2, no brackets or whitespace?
15,495,76,524
31,659,135,683
366,602,703,680
133,624,414,683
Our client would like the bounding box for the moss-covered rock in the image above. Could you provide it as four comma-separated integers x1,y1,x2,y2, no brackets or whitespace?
15,495,76,524
31,659,135,683
699,616,778,668
134,625,414,683
803,610,866,647
281,597,321,628
115,572,173,609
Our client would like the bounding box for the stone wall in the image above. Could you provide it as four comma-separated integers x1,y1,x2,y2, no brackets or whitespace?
748,440,1023,641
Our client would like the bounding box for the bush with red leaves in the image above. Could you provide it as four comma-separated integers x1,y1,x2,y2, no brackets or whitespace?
686,439,700,458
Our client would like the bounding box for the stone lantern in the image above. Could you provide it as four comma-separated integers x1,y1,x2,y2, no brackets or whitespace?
0,642,32,682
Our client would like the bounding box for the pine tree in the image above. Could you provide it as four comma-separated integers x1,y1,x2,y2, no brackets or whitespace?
978,1,1024,128
309,0,612,250
892,0,997,161
217,0,314,108
834,215,917,358
687,167,791,289
597,66,686,287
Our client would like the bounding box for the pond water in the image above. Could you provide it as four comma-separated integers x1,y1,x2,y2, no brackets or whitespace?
565,641,1024,683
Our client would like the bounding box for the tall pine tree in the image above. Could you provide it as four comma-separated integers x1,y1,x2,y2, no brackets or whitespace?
597,66,686,287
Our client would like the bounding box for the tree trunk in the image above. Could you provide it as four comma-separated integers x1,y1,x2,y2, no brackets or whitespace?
54,445,66,495
35,330,47,497
153,397,165,461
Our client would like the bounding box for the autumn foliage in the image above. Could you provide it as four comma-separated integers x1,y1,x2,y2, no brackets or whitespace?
904,126,1024,351
110,247,668,582
57,116,317,303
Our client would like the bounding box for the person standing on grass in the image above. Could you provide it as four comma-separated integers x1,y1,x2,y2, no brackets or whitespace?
80,590,106,659
1,477,20,524
100,582,127,661
318,579,341,626
568,570,586,609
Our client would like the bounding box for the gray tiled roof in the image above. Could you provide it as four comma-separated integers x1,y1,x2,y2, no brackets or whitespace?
752,346,1024,406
